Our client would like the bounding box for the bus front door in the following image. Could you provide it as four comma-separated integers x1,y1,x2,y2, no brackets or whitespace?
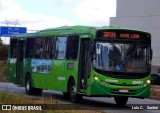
16,40,25,85
78,38,92,92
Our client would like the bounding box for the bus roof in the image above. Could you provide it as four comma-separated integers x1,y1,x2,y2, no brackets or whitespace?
11,25,151,38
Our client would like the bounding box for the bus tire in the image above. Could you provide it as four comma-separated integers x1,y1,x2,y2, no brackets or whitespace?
25,75,34,95
33,88,43,96
69,80,82,103
114,96,128,106
63,92,69,100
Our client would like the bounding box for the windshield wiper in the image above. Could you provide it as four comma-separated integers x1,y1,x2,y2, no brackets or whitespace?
126,44,138,59
111,43,121,56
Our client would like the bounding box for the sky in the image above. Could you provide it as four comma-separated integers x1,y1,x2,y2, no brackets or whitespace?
0,0,116,43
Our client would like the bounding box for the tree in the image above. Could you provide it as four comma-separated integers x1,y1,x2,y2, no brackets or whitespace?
0,38,2,45
0,38,8,60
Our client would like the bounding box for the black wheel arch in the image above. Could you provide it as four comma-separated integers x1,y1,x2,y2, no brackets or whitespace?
67,76,75,92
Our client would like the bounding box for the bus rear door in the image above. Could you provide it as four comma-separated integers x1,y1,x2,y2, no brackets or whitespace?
8,39,18,83
16,40,25,85
8,38,25,85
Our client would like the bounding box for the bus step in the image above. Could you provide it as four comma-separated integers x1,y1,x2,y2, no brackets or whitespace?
77,92,85,95
16,84,22,87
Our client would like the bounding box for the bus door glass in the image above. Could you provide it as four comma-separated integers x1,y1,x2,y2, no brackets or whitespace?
16,40,25,84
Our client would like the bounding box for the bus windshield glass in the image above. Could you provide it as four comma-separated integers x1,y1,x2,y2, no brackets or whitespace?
93,42,151,73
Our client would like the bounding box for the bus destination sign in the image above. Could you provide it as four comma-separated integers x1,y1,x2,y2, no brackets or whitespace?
95,30,151,41
103,31,140,39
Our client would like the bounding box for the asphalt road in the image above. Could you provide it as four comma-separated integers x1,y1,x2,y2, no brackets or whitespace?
0,82,160,113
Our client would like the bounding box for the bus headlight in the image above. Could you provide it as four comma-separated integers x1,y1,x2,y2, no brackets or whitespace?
140,80,150,87
147,80,151,84
94,76,99,81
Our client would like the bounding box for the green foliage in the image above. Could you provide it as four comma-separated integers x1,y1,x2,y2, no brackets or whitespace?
0,41,8,60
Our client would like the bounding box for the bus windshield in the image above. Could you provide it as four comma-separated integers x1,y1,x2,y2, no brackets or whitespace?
93,42,151,73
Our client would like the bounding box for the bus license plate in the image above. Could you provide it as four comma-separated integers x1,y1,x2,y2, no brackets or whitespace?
119,89,129,93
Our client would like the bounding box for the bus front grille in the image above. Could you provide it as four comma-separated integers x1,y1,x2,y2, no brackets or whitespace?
109,83,138,86
110,89,137,95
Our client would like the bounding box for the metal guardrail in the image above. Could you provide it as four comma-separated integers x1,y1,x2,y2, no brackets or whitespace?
0,60,7,65
150,85,160,100
151,85,160,91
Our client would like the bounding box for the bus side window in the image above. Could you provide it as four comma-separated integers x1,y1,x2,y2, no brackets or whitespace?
25,37,35,58
44,37,54,59
66,36,79,60
55,37,67,60
35,37,45,59
10,39,18,58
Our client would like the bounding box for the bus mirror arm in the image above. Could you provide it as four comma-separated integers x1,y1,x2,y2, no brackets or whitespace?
91,56,96,61
89,39,95,55
150,49,153,60
90,48,95,55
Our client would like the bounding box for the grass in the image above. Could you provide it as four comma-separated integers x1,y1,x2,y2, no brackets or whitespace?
0,91,103,113
0,91,55,104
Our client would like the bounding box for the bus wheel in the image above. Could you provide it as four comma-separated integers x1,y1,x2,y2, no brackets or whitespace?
63,92,69,100
114,96,128,106
34,88,43,96
69,80,82,103
25,75,34,95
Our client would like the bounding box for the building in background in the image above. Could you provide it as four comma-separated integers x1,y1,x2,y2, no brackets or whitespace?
110,0,160,73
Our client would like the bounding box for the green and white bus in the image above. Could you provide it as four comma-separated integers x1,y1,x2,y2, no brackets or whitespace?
7,26,152,105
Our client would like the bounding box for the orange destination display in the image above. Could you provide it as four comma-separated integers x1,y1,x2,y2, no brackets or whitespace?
102,31,140,39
